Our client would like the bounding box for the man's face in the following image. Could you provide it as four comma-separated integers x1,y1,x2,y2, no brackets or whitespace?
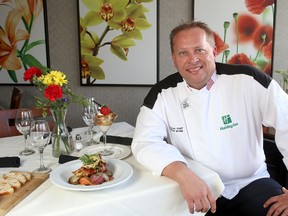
171,27,217,90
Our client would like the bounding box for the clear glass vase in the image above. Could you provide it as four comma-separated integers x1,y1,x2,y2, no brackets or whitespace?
50,109,73,158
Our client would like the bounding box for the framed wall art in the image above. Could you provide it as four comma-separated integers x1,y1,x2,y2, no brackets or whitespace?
0,0,49,85
192,0,276,77
77,0,158,86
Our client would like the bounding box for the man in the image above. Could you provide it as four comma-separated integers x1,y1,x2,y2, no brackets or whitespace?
131,21,288,215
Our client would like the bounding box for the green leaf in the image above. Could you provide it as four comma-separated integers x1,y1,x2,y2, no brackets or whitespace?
23,40,45,53
84,55,104,66
126,4,143,18
84,11,103,27
21,54,45,70
111,0,129,9
110,44,127,61
124,29,142,40
8,70,18,83
90,66,105,80
111,35,136,47
82,0,102,10
135,18,152,30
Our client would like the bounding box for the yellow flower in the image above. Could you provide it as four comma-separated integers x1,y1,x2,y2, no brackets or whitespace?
40,71,68,86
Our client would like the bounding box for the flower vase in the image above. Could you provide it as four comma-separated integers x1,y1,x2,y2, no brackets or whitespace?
50,109,73,157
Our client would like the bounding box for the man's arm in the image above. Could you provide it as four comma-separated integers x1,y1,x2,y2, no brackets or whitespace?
162,161,217,214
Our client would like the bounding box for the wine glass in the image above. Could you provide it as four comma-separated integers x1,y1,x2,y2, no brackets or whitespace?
94,112,118,156
30,120,51,173
15,108,35,156
82,98,98,145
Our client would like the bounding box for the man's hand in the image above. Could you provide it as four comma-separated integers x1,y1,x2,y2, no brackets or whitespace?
264,187,288,216
162,161,216,214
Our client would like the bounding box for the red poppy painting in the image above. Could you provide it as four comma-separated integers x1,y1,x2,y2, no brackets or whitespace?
193,0,276,77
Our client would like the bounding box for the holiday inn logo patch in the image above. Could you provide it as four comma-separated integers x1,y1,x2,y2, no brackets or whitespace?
220,114,239,130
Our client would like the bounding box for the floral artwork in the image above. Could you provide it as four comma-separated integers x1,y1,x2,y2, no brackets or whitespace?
78,0,158,86
193,0,275,77
0,0,49,85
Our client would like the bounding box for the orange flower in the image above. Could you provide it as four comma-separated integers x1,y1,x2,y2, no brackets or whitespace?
262,41,273,60
252,25,273,51
0,9,30,70
227,53,257,67
234,14,260,43
213,31,229,55
14,0,43,26
245,0,275,15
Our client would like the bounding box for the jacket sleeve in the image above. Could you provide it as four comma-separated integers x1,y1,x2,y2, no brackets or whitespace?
131,103,187,176
262,79,288,168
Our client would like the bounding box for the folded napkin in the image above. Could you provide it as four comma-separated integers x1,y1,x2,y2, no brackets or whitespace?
58,155,79,164
0,156,21,168
100,135,132,146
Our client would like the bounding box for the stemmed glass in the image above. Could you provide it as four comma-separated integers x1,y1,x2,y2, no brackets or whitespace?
94,112,118,156
30,120,51,173
82,98,98,145
15,109,35,156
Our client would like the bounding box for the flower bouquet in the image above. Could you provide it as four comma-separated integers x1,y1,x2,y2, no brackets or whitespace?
24,66,88,157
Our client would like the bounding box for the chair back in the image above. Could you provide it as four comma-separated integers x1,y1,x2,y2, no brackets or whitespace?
0,107,53,138
10,87,22,109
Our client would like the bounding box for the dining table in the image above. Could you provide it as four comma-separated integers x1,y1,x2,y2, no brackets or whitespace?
0,122,224,216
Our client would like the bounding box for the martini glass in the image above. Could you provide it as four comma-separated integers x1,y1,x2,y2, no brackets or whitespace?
94,112,118,156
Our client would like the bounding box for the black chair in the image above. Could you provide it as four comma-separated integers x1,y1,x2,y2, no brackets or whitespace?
8,87,22,126
264,137,288,187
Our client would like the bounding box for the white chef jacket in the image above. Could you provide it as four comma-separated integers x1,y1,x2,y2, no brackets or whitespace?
132,63,288,199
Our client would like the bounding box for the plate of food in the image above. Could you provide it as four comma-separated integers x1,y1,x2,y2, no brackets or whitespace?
79,144,131,160
50,154,133,191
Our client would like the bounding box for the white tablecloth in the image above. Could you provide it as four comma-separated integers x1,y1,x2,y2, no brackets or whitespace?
0,122,224,216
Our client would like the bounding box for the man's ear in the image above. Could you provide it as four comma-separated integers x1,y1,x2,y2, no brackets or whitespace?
213,46,218,58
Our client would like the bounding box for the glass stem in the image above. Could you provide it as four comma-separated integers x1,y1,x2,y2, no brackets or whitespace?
103,132,108,152
89,126,93,140
24,134,29,151
39,150,45,169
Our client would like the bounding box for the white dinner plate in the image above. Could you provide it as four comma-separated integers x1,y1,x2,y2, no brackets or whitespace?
79,144,131,160
50,159,133,191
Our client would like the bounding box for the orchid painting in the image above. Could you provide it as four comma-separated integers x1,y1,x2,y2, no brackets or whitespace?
78,0,158,86
0,0,48,84
194,0,275,77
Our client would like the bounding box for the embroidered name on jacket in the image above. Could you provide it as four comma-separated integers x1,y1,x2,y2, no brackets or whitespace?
170,127,183,132
220,114,239,131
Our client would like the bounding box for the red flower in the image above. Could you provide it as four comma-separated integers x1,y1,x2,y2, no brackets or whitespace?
44,84,63,101
213,32,229,55
23,66,42,82
262,41,273,60
227,53,257,67
252,25,273,51
245,0,275,15
235,14,260,43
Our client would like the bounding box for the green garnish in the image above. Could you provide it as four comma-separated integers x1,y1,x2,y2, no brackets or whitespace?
79,154,103,169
